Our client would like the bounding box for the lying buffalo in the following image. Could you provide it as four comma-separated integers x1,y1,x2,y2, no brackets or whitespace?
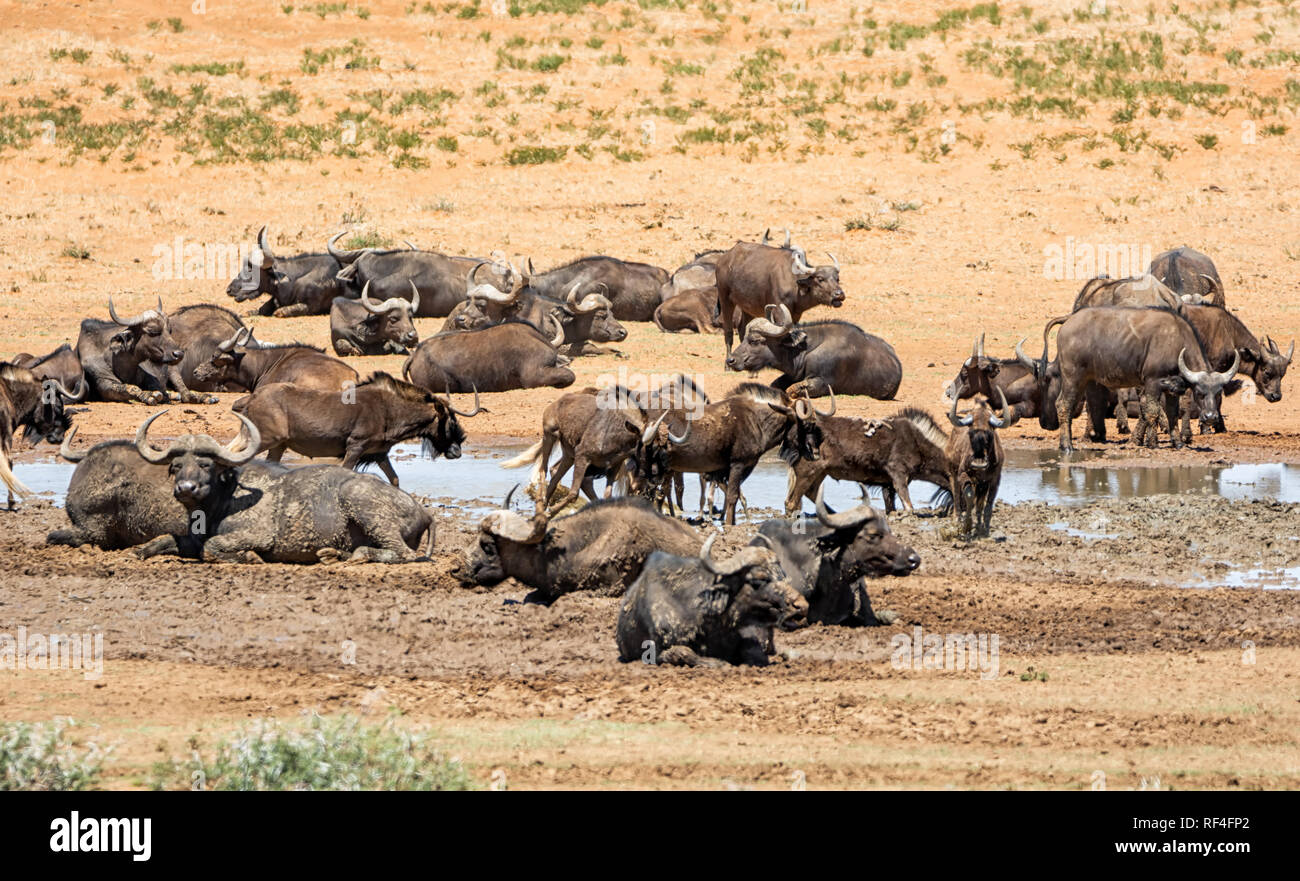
77,298,183,404
329,281,420,356
658,251,722,304
131,412,434,563
714,238,844,357
232,373,483,486
193,328,358,393
754,485,919,626
725,305,901,399
1043,307,1238,452
1071,274,1193,312
617,534,807,667
403,322,576,394
330,236,513,318
164,304,247,400
453,493,700,601
1149,246,1225,307
653,287,721,334
10,344,84,392
226,226,348,317
48,430,189,550
521,256,668,322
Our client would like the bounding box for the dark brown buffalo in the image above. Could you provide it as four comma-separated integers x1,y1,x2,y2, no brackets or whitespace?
1,363,81,508
163,304,247,400
1175,304,1292,434
724,305,900,399
192,328,358,394
502,386,645,505
331,237,515,318
1043,307,1238,452
232,373,483,486
402,322,576,394
945,391,1009,538
1149,246,1225,307
714,238,845,358
1070,273,1190,312
521,256,668,322
440,262,546,333
227,226,348,317
76,298,184,405
329,281,420,356
10,344,84,392
785,397,951,515
653,286,721,334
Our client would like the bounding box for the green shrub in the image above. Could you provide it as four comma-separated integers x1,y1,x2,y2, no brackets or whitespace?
0,720,109,791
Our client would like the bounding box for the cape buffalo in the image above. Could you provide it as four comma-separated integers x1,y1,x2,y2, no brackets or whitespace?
329,281,420,356
330,235,513,318
453,493,701,601
131,412,434,564
945,390,1009,538
47,430,190,550
658,250,723,304
1149,246,1225,307
232,373,483,486
402,322,576,394
227,226,348,317
521,255,668,321
1071,274,1191,312
162,304,247,400
653,286,721,334
714,238,844,357
1043,307,1238,452
617,534,807,667
1175,304,1292,434
725,305,901,399
1,363,81,508
754,484,920,626
10,344,84,392
76,298,184,405
193,329,358,394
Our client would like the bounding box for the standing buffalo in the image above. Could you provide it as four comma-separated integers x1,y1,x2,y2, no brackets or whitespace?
1149,246,1225,307
193,328,358,393
330,236,514,318
402,322,576,394
755,484,920,626
131,412,434,564
1,363,81,508
1177,305,1292,434
48,430,190,550
714,238,844,357
76,298,183,405
453,493,701,601
330,281,420,356
945,391,1009,538
725,305,901,399
227,226,348,317
1042,307,1238,452
232,373,482,486
521,256,668,321
617,534,807,667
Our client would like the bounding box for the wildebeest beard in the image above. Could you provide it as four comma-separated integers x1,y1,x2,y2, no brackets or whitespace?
779,420,822,469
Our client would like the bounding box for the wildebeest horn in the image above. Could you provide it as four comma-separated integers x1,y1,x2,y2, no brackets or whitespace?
641,412,668,445
134,410,261,466
988,387,1010,428
59,426,87,462
326,231,366,263
1177,348,1208,385
258,226,274,260
1213,348,1241,385
814,481,874,529
947,391,974,427
43,376,85,402
827,252,840,270
700,532,771,577
445,384,484,418
667,417,690,445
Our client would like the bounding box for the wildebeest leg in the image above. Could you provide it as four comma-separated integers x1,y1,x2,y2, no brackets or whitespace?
723,463,752,526
886,466,914,512
960,482,975,537
786,465,820,516
272,304,312,318
672,472,684,511
376,457,401,487
978,474,1000,537
546,450,574,504
570,458,597,502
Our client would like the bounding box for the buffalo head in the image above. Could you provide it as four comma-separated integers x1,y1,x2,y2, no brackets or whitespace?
356,280,420,349
107,297,182,366
557,282,626,343
792,250,845,309
135,410,260,508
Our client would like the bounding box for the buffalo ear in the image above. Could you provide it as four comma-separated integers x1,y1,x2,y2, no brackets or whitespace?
625,418,642,434
984,361,1000,378
789,330,808,350
1237,346,1257,366
1156,376,1185,395
109,330,133,353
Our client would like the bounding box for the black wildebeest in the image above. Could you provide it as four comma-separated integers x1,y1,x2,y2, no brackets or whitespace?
521,255,668,322
653,286,721,334
755,484,921,626
76,298,183,405
1176,304,1292,434
131,412,434,563
1,363,81,508
1042,307,1238,452
192,327,359,394
329,236,514,318
226,226,349,317
48,430,190,550
725,304,901,399
1149,246,1226,307
402,322,576,394
784,395,951,515
714,237,845,358
10,344,84,392
329,281,421,356
945,391,1009,538
231,373,483,486
453,493,701,601
617,534,808,667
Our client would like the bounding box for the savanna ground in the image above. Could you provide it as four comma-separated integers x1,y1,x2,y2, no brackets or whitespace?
2,0,1299,788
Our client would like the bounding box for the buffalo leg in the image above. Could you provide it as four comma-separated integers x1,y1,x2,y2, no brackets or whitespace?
1055,383,1079,453
1083,382,1109,442
134,534,183,559
1166,393,1185,449
266,444,288,463
272,304,313,318
1137,389,1164,448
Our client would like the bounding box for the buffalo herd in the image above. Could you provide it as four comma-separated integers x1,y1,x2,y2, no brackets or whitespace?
1,229,1291,666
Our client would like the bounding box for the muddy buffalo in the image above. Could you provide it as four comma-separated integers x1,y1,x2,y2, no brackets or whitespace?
755,484,920,626
330,281,420,356
76,298,183,405
226,226,348,317
1175,304,1292,434
402,322,576,394
617,534,807,667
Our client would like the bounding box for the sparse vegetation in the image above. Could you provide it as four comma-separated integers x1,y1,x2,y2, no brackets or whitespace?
0,721,109,791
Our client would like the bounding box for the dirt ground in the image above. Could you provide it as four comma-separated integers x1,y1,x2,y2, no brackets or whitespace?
2,0,1299,788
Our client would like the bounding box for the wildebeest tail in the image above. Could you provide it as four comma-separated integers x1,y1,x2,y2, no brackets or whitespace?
1041,314,1069,376
929,485,953,516
0,451,33,501
500,439,546,486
